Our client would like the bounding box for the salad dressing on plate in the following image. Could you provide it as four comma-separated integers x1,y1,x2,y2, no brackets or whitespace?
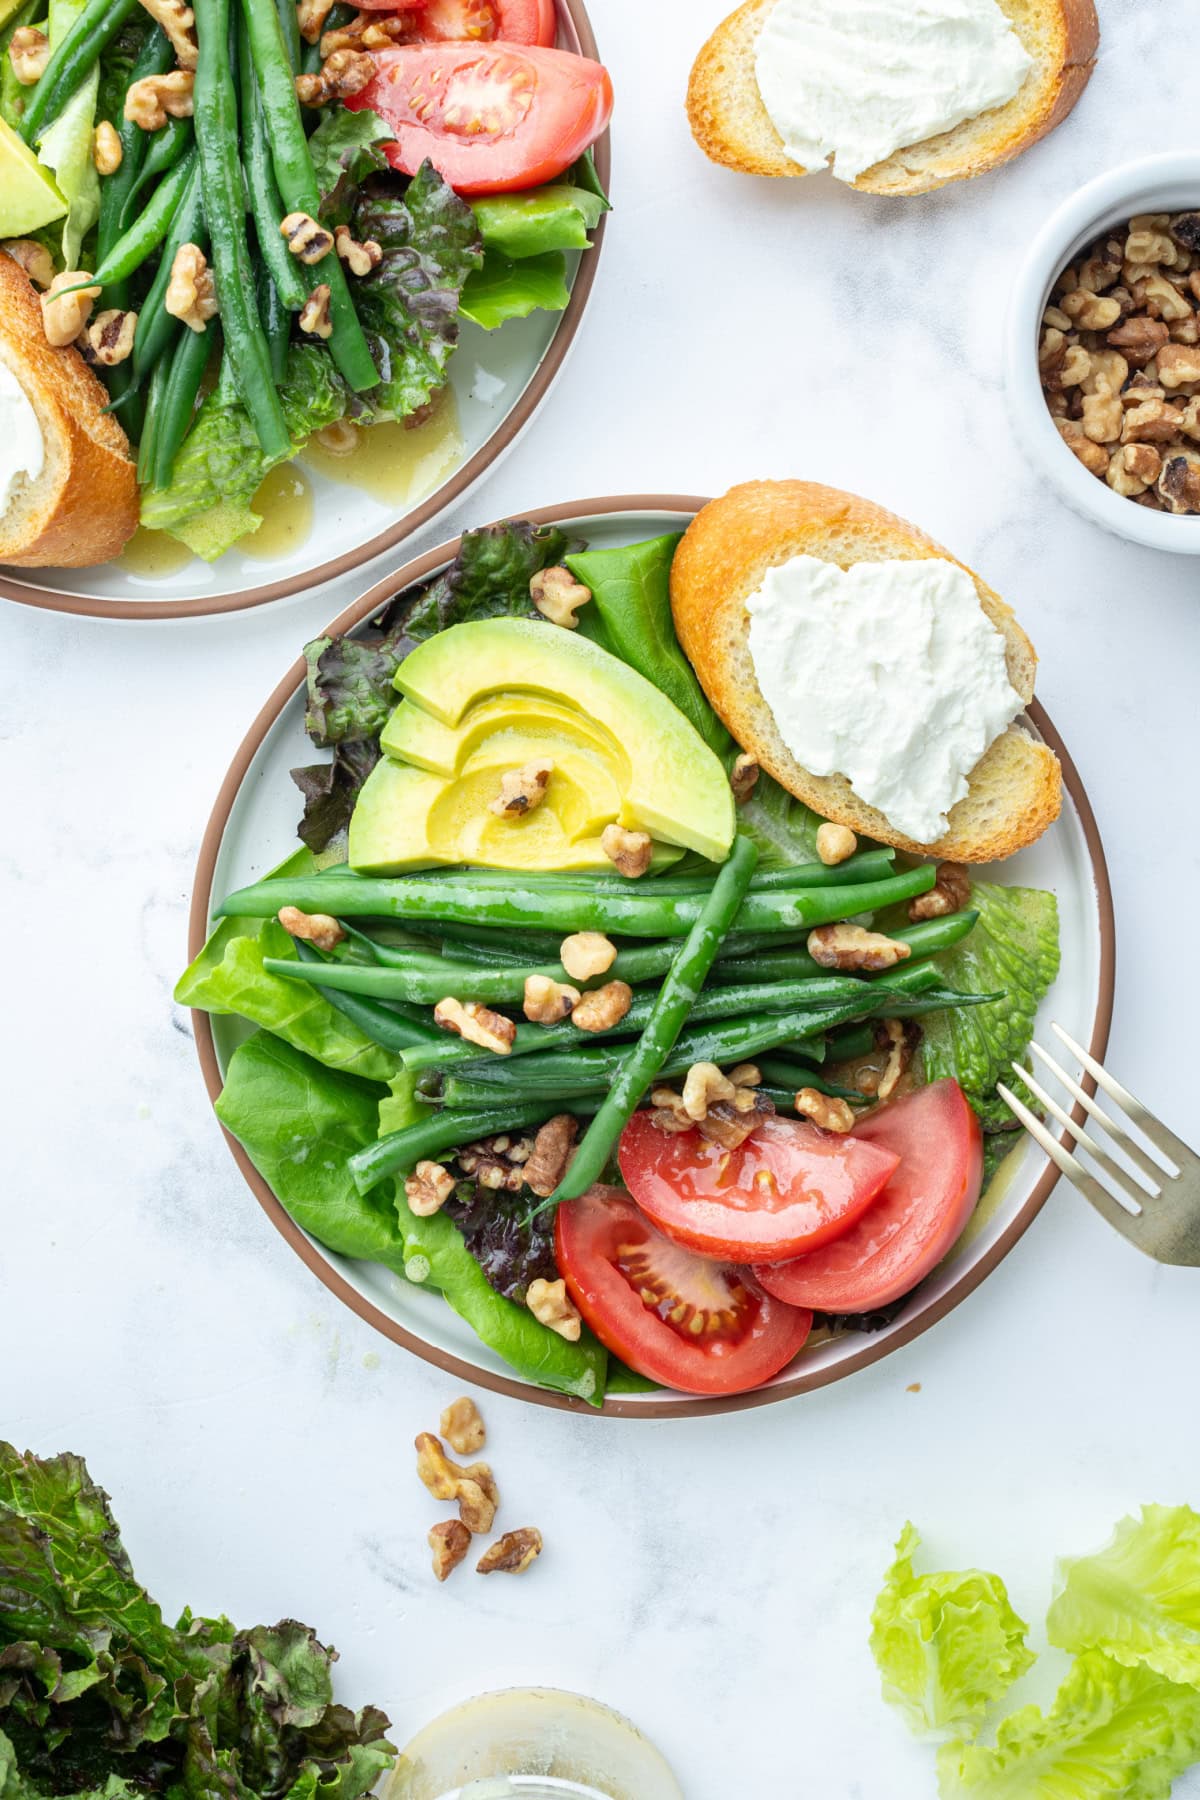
245,466,315,561
117,527,195,580
300,393,464,505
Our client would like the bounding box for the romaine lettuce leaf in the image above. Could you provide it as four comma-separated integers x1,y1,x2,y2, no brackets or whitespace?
350,162,482,420
1046,1505,1200,1688
936,1653,1200,1798
871,1524,1034,1740
920,881,1060,1129
458,248,569,329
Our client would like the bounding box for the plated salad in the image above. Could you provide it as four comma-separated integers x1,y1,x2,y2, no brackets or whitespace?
178,510,1062,1407
0,0,610,564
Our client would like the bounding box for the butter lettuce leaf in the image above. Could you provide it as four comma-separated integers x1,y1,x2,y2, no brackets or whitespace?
920,881,1060,1129
1046,1505,1200,1689
471,183,605,259
458,249,569,329
936,1653,1200,1799
36,77,98,268
871,1524,1034,1741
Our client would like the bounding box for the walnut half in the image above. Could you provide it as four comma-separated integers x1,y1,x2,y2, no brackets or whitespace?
434,997,516,1054
523,1115,578,1199
440,1396,485,1456
527,1278,581,1341
600,825,652,878
807,923,911,972
795,1088,855,1133
278,905,345,951
530,565,591,627
429,1518,470,1582
477,1527,542,1575
908,862,970,922
415,1433,498,1535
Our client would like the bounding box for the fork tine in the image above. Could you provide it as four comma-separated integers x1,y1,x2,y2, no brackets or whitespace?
1051,1023,1187,1174
996,1082,1150,1244
1015,1062,1159,1201
1027,1041,1169,1190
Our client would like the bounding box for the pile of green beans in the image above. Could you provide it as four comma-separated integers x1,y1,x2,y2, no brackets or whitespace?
235,850,999,1204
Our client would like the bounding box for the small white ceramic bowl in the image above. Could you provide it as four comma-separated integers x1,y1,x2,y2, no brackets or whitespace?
1006,152,1200,553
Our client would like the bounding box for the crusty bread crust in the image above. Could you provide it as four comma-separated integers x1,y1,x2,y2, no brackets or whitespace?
686,0,1099,194
670,481,1062,863
0,253,138,568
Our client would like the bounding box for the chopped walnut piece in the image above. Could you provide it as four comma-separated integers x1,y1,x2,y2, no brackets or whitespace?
404,1160,456,1218
1081,390,1123,445
295,47,375,104
277,905,345,951
322,9,408,51
524,1115,579,1199
682,1061,735,1120
457,1133,533,1193
314,418,359,455
297,0,334,41
523,975,579,1024
1055,418,1110,477
165,243,216,331
1180,396,1200,442
600,824,652,877
1106,314,1170,366
874,1018,922,1103
41,272,100,348
429,1518,471,1582
137,0,197,67
299,283,333,338
434,997,516,1055
730,753,759,804
795,1088,855,1133
85,307,136,367
559,931,616,981
571,980,633,1033
1108,445,1154,498
807,923,911,972
1156,342,1200,388
698,1091,774,1149
414,1433,497,1534
477,1527,542,1575
8,25,48,81
815,822,857,866
1081,348,1128,396
908,861,970,921
1122,443,1162,487
1061,288,1122,331
489,757,553,817
3,239,55,287
280,211,334,264
1122,398,1185,444
529,564,591,626
1159,450,1200,514
92,120,123,175
1133,272,1193,323
526,1277,581,1341
125,69,194,128
648,1087,693,1134
729,1063,761,1087
333,223,382,275
440,1396,485,1456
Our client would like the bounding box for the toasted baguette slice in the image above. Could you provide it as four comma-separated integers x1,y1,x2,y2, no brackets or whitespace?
687,0,1098,194
670,481,1061,863
0,253,138,568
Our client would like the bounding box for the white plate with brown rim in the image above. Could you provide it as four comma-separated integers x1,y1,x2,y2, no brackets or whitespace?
185,495,1116,1417
0,0,608,622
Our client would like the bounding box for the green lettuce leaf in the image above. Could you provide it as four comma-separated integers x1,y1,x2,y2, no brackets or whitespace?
214,1034,406,1270
350,162,482,420
919,881,1060,1129
937,1652,1200,1798
140,344,346,558
36,84,98,269
458,249,569,329
871,1524,1034,1740
1046,1505,1200,1688
307,106,390,225
176,911,397,1085
471,182,606,259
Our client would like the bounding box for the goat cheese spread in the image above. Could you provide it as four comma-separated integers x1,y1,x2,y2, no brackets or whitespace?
754,0,1033,183
0,360,44,520
744,554,1024,843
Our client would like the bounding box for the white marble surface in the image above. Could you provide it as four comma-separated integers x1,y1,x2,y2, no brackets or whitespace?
5,0,1200,1792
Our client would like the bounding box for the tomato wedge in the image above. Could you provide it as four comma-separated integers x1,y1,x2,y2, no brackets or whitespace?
349,44,612,194
370,0,556,42
555,1186,813,1396
618,1112,900,1264
753,1081,984,1313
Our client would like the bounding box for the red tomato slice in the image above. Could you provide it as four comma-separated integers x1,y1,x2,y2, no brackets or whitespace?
618,1112,900,1264
353,1,427,10
753,1081,984,1314
349,44,612,194
555,1186,813,1397
385,0,556,42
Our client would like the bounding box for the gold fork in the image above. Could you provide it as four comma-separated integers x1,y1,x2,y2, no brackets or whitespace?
997,1023,1200,1266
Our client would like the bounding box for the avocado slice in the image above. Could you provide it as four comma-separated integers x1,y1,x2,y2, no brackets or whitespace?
0,116,66,235
392,619,735,862
382,692,625,778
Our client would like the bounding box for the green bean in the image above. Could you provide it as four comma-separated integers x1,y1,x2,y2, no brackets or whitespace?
759,1055,836,1091
258,267,291,383
136,353,173,486
320,850,895,899
124,115,194,217
75,147,199,294
132,159,204,380
261,944,673,1007
240,0,379,391
238,11,308,311
761,1076,862,1106
397,973,877,1075
709,910,980,985
97,24,173,265
219,864,937,938
547,835,760,1205
152,316,216,489
193,0,290,457
292,939,440,1050
348,1099,596,1197
823,1024,876,1063
19,0,141,143
274,0,302,70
